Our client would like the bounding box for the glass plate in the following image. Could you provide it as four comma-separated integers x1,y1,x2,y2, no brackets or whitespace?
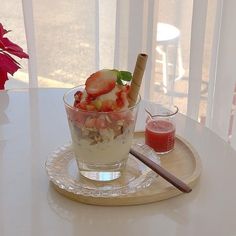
45,142,160,198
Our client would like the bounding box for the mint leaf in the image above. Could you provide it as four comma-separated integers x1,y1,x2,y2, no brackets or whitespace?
113,69,132,85
116,77,124,85
119,71,132,81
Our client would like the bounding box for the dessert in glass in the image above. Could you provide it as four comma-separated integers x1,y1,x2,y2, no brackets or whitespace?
63,69,141,181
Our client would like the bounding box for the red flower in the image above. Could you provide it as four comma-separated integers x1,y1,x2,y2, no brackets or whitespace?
0,23,29,89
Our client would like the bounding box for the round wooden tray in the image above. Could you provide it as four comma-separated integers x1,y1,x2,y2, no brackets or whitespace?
50,132,201,206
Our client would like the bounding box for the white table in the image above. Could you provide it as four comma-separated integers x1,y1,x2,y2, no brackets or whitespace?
1,88,236,236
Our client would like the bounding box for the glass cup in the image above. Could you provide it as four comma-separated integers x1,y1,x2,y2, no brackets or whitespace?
145,105,178,154
63,85,140,181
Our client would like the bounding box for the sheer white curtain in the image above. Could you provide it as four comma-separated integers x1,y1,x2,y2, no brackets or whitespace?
3,0,236,149
186,0,236,148
205,0,236,148
22,0,157,95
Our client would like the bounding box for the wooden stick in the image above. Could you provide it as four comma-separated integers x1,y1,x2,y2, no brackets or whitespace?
128,53,148,107
130,148,192,193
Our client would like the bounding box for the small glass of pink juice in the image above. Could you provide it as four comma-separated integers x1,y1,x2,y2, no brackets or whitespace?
145,105,178,154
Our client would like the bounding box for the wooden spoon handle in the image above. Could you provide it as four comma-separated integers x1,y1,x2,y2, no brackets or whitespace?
130,148,192,193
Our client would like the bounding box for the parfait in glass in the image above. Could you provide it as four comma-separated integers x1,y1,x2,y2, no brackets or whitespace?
63,70,140,181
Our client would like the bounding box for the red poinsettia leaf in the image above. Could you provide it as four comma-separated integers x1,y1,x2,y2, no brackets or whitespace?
1,38,29,58
2,37,22,51
5,48,29,59
0,24,29,89
0,39,4,48
0,23,7,38
0,53,20,75
2,51,21,66
0,68,8,90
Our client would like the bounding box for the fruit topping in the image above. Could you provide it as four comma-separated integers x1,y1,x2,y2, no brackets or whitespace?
85,70,116,97
74,69,132,113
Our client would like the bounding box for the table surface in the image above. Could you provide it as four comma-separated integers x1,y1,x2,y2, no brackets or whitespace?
1,88,236,236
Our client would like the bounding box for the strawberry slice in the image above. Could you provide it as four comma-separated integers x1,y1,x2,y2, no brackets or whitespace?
73,91,83,107
85,70,116,97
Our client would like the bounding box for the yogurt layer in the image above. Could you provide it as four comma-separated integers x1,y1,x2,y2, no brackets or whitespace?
69,120,135,165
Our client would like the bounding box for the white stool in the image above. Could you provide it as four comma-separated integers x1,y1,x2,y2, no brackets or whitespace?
156,23,184,93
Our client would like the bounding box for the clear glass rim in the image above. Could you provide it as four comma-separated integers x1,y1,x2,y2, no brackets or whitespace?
63,85,141,114
145,105,179,118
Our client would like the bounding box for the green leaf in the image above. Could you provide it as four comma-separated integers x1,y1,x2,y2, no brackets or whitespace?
116,77,124,85
113,69,132,85
119,71,132,81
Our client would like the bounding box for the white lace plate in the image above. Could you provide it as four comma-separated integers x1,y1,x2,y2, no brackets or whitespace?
45,143,160,198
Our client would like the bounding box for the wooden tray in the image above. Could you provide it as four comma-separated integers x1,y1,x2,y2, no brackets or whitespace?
50,132,201,206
